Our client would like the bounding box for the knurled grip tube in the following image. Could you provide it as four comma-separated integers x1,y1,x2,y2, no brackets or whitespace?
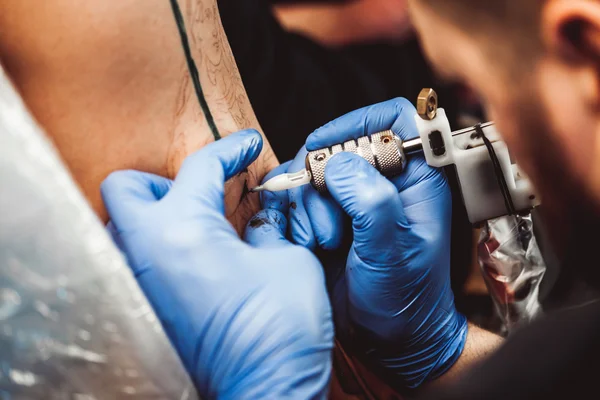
305,130,407,193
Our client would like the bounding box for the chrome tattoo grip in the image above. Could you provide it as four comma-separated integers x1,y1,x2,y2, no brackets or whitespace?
305,130,407,193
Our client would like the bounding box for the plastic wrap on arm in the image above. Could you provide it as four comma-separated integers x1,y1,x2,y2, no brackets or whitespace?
477,214,547,334
0,67,198,399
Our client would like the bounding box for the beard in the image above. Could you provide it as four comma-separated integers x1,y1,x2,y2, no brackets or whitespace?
508,90,600,289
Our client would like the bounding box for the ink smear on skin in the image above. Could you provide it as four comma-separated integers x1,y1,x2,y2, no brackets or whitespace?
249,217,267,228
238,168,251,202
241,179,250,201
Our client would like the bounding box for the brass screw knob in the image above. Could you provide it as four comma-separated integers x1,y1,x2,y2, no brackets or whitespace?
417,88,438,120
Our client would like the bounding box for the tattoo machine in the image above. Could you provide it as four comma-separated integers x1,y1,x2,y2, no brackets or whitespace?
252,88,540,224
253,88,547,332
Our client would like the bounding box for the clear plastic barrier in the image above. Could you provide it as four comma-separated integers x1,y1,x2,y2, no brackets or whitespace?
0,68,197,399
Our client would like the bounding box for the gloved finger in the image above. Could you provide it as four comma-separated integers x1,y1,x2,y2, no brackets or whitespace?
302,185,345,250
244,209,291,248
282,144,344,249
101,170,173,230
286,148,316,249
306,98,418,151
106,221,126,253
306,98,446,210
396,170,452,255
325,152,417,262
260,160,292,213
262,149,345,250
173,129,263,214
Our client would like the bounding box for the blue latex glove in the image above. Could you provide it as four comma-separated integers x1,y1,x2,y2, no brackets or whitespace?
101,130,334,399
262,99,468,388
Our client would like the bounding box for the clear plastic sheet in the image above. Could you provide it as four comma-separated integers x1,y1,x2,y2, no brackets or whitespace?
0,68,197,399
478,214,547,334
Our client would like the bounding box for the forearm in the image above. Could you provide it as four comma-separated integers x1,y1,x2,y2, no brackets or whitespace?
432,323,503,386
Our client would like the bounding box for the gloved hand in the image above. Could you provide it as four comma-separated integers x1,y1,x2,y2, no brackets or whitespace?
101,130,334,399
262,99,468,389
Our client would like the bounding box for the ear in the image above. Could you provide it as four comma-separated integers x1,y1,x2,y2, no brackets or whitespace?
542,0,600,58
541,2,600,201
542,1,600,104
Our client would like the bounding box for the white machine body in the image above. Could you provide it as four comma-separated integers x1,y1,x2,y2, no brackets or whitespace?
415,109,540,224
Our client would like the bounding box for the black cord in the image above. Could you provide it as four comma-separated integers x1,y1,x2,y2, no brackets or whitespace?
475,123,516,216
169,0,221,141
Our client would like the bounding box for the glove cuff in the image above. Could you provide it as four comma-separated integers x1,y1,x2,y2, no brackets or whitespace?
360,310,468,390
427,312,468,382
401,311,468,388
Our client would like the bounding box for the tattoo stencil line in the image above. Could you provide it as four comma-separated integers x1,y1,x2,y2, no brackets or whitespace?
169,0,221,141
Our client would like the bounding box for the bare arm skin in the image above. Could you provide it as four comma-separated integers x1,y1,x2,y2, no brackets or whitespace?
332,323,503,398
433,323,504,385
0,0,278,233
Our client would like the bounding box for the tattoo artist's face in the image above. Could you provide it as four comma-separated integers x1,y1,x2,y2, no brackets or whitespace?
408,0,600,250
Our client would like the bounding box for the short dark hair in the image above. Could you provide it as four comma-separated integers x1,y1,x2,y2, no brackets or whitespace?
421,0,544,62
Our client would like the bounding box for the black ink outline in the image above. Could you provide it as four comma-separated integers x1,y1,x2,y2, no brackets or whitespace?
169,0,221,140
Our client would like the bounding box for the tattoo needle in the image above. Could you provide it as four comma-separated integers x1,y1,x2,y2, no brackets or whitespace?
250,169,312,193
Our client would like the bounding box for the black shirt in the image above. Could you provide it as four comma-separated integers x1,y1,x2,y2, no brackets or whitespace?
218,0,459,161
426,300,600,399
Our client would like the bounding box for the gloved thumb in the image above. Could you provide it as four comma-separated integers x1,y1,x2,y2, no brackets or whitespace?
101,170,173,230
324,152,413,262
244,209,291,248
173,130,263,214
